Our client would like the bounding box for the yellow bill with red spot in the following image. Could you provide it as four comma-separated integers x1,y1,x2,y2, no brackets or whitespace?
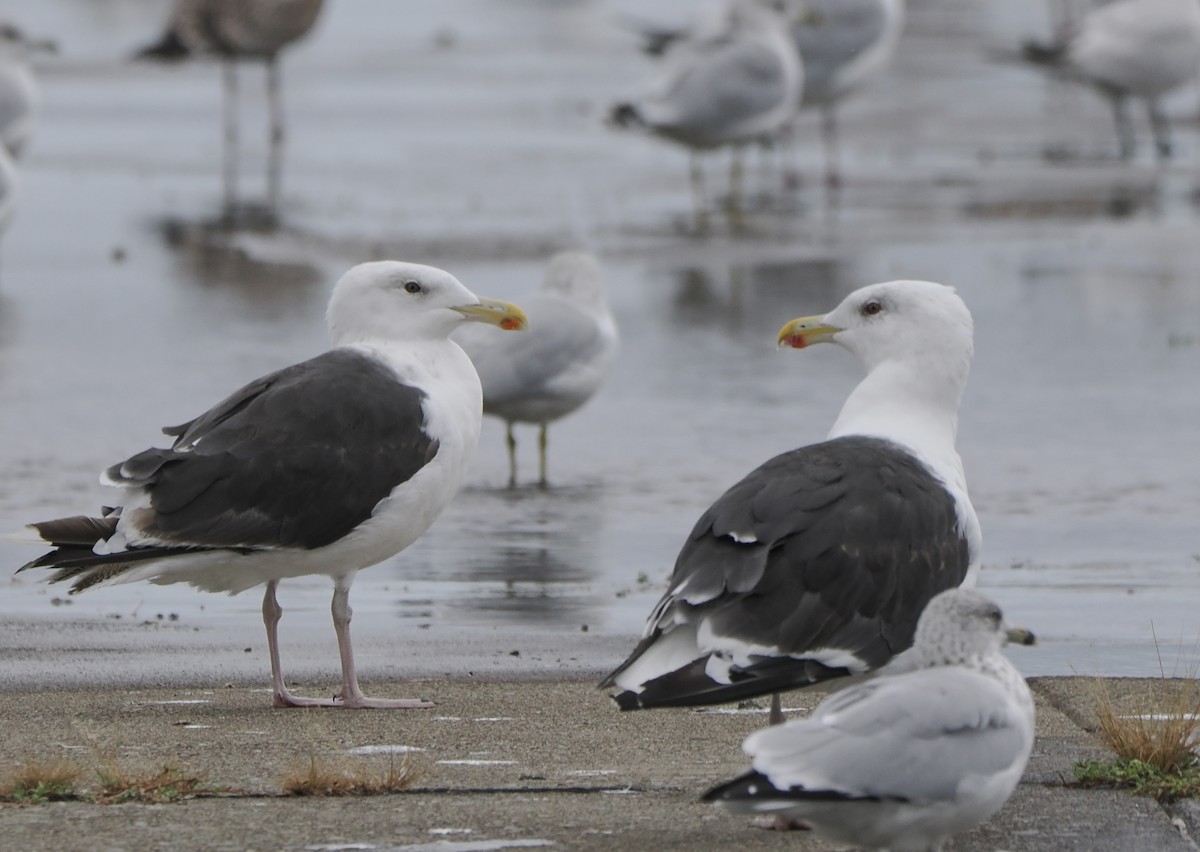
777,314,841,349
454,299,529,331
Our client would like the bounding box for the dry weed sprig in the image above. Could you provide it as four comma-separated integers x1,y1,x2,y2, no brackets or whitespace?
1072,629,1200,801
281,753,426,796
93,763,210,804
0,760,82,804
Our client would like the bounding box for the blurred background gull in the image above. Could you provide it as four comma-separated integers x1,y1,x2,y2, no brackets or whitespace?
1022,0,1200,160
0,18,55,243
607,0,802,229
135,0,326,216
454,250,619,489
773,0,906,188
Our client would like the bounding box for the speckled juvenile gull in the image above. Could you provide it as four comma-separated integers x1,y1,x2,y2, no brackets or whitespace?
610,0,802,218
1023,0,1200,159
454,251,618,488
136,0,326,206
600,281,979,717
704,588,1036,852
18,261,527,709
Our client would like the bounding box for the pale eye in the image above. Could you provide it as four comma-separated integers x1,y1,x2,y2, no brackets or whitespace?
403,280,423,294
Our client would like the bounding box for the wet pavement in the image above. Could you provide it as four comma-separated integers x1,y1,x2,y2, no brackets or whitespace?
1,0,1199,696
0,677,1197,851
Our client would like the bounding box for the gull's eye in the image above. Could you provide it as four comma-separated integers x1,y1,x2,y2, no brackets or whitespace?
861,300,883,317
403,280,423,294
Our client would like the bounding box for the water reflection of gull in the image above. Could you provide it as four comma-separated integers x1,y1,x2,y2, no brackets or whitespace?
398,483,608,626
153,213,328,321
135,0,326,210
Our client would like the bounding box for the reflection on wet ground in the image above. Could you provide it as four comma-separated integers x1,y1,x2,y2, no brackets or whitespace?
0,0,1197,681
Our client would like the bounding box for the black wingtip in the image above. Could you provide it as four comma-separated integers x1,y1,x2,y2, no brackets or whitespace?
607,103,642,129
701,771,770,803
1020,40,1066,65
610,689,643,711
134,29,191,62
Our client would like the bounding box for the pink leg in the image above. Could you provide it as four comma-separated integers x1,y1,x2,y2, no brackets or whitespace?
329,574,433,708
261,578,432,709
754,693,809,831
263,580,308,707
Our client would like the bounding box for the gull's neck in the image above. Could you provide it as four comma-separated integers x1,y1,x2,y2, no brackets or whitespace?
828,359,966,490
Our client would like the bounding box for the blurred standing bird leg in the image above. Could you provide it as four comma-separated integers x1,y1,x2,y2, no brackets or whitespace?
689,154,709,231
136,0,325,215
820,103,840,189
608,1,802,230
266,54,286,209
1022,0,1200,161
222,62,239,206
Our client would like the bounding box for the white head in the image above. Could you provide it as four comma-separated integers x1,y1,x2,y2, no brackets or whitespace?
539,251,607,310
326,261,527,346
780,280,972,375
778,280,974,425
911,588,1035,668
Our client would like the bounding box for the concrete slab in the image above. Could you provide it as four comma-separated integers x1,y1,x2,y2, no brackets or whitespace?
0,678,1195,851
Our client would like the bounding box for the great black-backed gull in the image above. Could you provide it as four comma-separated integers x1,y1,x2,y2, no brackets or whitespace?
600,280,979,717
704,588,1036,852
18,260,527,709
454,251,619,488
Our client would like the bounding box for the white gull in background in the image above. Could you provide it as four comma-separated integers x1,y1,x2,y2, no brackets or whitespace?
0,19,55,158
454,251,618,488
0,19,55,238
1023,0,1200,159
609,0,802,222
136,0,326,207
777,0,906,187
600,281,979,723
704,588,1036,852
18,261,527,709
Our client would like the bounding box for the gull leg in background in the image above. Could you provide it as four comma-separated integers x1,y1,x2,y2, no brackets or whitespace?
726,146,746,228
506,422,518,488
267,54,284,210
689,153,710,232
1146,97,1171,159
755,692,808,831
222,61,239,209
1109,93,1135,160
538,424,549,488
821,104,841,190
